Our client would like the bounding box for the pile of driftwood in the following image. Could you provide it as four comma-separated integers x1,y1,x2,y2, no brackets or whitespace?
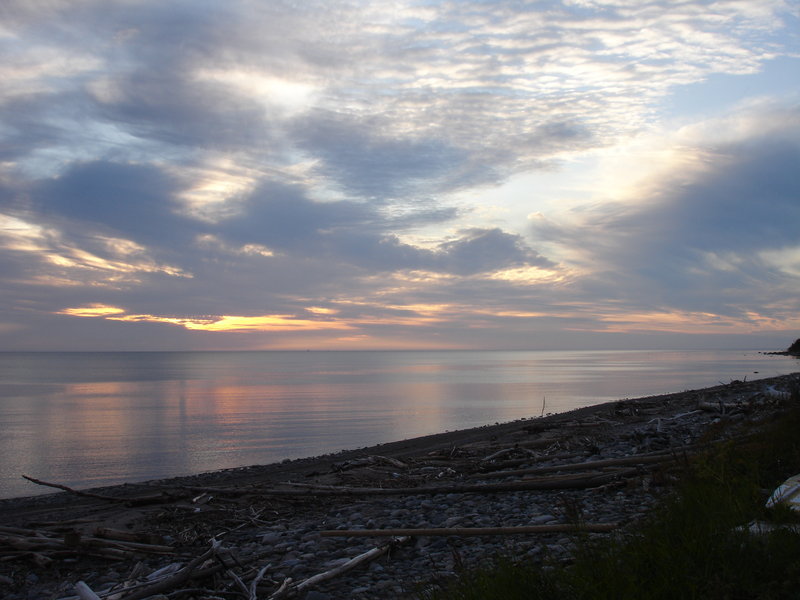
0,524,173,566
55,535,412,600
3,443,686,599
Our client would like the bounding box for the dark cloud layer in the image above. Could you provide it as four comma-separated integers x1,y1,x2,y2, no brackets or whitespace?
35,162,190,243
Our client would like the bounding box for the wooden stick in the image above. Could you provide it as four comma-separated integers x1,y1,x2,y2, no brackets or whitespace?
21,475,182,506
481,447,537,463
249,563,272,600
285,469,636,496
120,543,219,600
270,536,410,598
176,468,635,499
74,581,102,600
320,524,617,537
22,475,124,502
369,455,408,469
478,451,681,479
93,527,164,546
268,578,292,599
80,536,175,555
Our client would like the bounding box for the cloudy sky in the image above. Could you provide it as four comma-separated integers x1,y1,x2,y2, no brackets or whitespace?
1,0,799,351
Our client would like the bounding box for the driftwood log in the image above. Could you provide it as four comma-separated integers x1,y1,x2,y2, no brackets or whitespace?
269,536,411,599
21,475,186,506
171,468,639,499
320,523,618,537
477,449,684,479
118,543,220,600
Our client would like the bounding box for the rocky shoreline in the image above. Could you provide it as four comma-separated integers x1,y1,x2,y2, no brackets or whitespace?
2,372,799,600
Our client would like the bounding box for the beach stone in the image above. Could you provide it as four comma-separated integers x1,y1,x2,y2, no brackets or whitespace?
261,532,282,544
531,515,558,525
443,516,462,527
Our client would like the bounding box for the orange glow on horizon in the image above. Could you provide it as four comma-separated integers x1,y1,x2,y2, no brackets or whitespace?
56,301,796,345
58,304,127,318
58,304,353,333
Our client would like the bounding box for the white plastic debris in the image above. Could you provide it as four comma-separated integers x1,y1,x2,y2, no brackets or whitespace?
766,473,800,510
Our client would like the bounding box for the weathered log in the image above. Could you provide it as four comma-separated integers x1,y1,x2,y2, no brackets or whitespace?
169,472,625,498
93,527,165,546
249,562,272,600
0,525,45,537
21,475,124,502
479,449,589,472
80,536,175,555
266,469,637,497
0,530,173,557
698,401,741,414
21,475,185,506
481,447,537,463
0,549,55,566
269,536,410,598
74,581,102,600
119,543,219,600
477,450,682,479
0,534,64,551
321,523,618,537
369,455,408,469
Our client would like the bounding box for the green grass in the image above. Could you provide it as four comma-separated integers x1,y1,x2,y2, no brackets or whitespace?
422,388,800,600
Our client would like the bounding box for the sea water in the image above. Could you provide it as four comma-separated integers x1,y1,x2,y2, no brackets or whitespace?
0,349,797,499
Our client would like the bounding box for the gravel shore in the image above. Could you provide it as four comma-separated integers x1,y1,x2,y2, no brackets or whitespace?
1,372,798,599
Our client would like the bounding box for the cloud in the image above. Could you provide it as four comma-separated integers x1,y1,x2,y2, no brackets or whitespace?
3,0,789,192
534,104,800,321
434,228,555,275
33,161,192,243
0,0,798,349
291,111,468,199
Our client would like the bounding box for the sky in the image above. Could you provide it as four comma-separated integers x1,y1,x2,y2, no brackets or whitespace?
1,0,799,352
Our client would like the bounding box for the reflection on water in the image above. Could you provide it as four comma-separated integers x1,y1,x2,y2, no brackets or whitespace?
0,350,797,499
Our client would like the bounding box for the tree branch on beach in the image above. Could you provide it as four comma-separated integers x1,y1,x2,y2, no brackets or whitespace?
320,524,618,537
21,475,188,506
167,467,642,499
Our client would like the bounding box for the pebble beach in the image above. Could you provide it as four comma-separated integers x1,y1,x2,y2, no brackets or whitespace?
1,372,798,599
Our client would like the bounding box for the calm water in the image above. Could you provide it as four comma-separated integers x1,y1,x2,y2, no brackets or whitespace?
0,350,797,499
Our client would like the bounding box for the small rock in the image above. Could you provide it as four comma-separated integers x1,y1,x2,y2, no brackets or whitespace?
531,514,557,525
261,532,282,544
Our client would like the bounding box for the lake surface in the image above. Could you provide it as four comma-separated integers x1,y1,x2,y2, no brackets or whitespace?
0,350,797,499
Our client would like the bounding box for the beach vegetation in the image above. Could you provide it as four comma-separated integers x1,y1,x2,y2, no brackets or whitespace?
422,384,800,599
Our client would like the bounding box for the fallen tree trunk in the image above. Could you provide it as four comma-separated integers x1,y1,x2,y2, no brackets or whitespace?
269,536,411,599
169,471,635,498
21,475,125,502
267,468,639,497
320,523,618,537
21,475,184,506
119,543,220,600
477,450,683,479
